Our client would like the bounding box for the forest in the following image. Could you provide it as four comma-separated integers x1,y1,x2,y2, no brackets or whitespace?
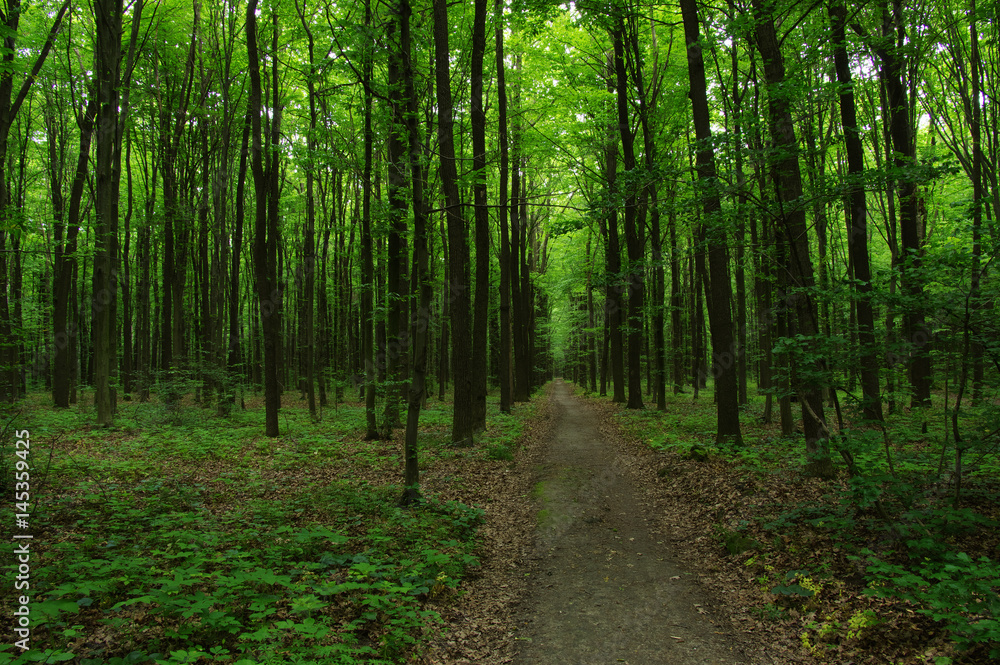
0,0,998,661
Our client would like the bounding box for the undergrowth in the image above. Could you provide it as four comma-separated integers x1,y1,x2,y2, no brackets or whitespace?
611,384,1000,663
0,390,530,664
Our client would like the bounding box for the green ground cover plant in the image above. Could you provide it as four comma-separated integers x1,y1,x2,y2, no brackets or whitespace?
611,385,1000,664
0,391,529,664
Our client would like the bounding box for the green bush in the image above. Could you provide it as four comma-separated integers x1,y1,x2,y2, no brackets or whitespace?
862,549,1000,657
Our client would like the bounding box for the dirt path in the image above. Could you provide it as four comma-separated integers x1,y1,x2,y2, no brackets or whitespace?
511,380,753,665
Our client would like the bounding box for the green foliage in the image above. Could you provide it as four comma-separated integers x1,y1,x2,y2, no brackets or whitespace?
0,393,507,664
714,522,757,556
862,550,1000,657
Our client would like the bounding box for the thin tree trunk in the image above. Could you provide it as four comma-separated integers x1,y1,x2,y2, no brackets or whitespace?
831,0,883,423
602,52,625,403
93,0,126,425
470,0,489,429
495,0,512,413
613,19,643,410
400,0,429,504
383,0,410,439
52,95,96,407
361,0,378,436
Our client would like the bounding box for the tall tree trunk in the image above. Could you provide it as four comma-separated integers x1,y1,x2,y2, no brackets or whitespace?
867,0,931,407
613,19,643,409
968,0,984,404
753,0,831,474
93,0,125,425
227,109,251,408
602,52,625,403
470,0,489,429
383,0,410,439
401,0,429,504
830,0,883,423
495,0,512,413
510,54,529,403
433,0,474,444
681,0,742,444
361,0,378,437
668,191,683,394
52,96,96,407
247,0,282,437
297,0,319,419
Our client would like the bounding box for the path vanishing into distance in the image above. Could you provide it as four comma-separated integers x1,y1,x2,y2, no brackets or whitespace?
510,380,754,665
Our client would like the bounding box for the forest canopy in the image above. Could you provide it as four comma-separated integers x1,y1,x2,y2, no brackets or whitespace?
0,0,996,486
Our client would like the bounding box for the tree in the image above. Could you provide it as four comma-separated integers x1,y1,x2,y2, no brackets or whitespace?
680,0,741,445
434,0,474,445
496,0,513,414
0,0,71,403
471,0,490,430
611,16,643,410
247,0,282,437
398,0,428,506
829,0,883,423
752,0,831,475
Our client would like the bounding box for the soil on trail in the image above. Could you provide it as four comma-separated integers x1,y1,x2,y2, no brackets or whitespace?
511,380,752,665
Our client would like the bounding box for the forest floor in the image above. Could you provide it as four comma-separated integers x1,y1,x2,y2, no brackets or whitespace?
509,379,753,664
419,380,762,665
418,380,998,665
3,380,994,663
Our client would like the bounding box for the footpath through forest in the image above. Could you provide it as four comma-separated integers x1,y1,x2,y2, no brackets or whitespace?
421,380,762,664
510,380,752,665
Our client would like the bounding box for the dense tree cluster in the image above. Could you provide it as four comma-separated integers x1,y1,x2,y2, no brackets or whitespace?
1,0,997,483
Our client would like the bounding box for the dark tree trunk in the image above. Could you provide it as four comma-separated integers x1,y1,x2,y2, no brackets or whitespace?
859,1,930,407
383,0,410,439
830,0,883,422
247,1,282,437
602,53,625,403
470,0,489,430
51,95,96,407
681,0,742,444
969,0,984,403
361,0,378,437
612,20,643,410
495,0,512,413
93,0,126,425
668,193,683,394
227,109,251,408
510,55,529,403
298,1,319,419
433,0,474,445
753,0,831,475
400,0,429,504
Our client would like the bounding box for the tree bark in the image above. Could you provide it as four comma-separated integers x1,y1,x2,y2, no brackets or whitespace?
51,94,96,407
830,0,883,423
753,0,831,474
361,0,378,437
602,52,625,404
612,19,643,410
471,0,489,429
495,0,512,413
247,0,282,437
681,0,742,444
433,0,474,444
93,0,125,425
400,0,429,504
